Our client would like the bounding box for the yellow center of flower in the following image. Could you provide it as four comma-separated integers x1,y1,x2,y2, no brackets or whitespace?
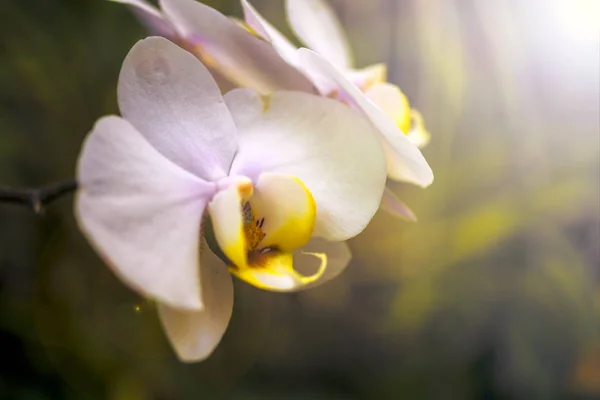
208,174,328,291
242,201,266,249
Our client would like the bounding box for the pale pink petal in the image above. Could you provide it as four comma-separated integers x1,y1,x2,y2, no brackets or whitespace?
159,0,315,94
118,37,237,182
380,186,418,221
286,0,353,69
241,0,300,67
158,238,233,362
76,116,216,310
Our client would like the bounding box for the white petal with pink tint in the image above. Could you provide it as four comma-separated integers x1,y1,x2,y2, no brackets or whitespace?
241,0,300,67
286,0,352,69
158,237,234,362
118,37,237,182
159,0,315,94
76,116,215,310
380,187,418,221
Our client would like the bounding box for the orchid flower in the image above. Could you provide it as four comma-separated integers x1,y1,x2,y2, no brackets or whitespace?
241,0,434,220
241,0,430,148
113,0,434,221
75,37,386,362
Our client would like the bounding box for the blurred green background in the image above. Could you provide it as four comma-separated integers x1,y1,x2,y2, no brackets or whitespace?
0,0,599,399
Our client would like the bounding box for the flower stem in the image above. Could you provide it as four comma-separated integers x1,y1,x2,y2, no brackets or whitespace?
0,180,78,214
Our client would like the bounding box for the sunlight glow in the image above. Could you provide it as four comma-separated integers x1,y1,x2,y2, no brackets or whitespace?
555,0,600,42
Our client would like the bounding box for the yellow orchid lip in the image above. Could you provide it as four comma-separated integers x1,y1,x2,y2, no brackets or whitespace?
208,172,327,291
228,247,328,292
361,82,431,148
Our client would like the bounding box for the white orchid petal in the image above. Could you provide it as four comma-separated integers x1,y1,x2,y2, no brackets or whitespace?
380,186,418,221
240,0,300,67
296,49,434,187
238,1,270,40
226,88,387,241
118,37,236,182
158,238,233,362
76,116,215,310
158,0,315,94
289,238,351,292
286,0,352,69
111,0,177,38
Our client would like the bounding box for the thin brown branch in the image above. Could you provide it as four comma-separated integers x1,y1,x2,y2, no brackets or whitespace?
0,180,78,214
